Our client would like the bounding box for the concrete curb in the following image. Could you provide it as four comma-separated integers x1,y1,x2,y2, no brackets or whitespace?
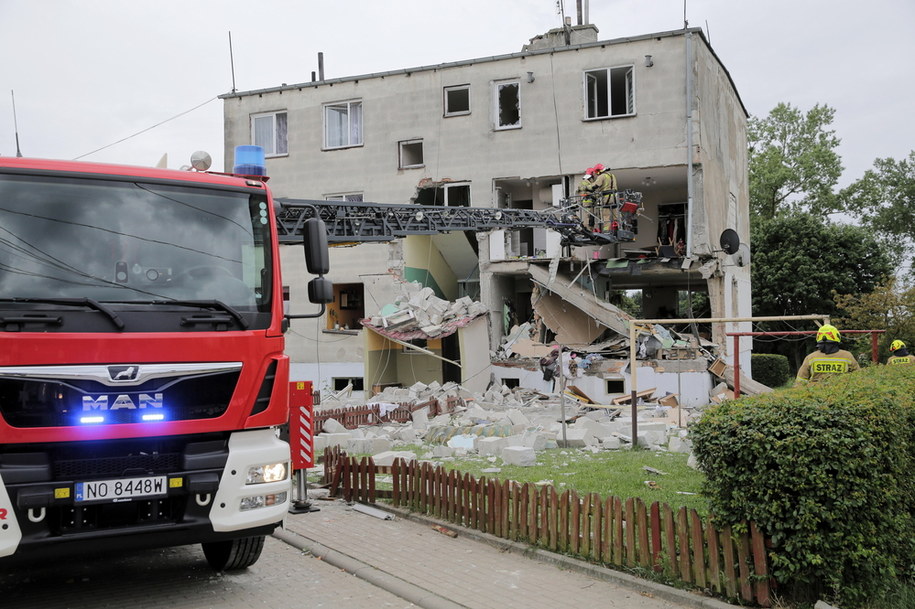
272,527,469,609
374,503,737,609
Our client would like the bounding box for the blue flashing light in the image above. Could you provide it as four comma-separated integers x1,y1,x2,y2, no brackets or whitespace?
141,413,166,422
80,415,105,424
233,145,267,176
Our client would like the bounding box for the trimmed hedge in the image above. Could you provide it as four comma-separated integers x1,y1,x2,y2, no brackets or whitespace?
751,353,790,387
690,366,915,607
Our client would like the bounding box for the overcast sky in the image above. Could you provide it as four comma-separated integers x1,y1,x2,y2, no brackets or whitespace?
3,0,913,189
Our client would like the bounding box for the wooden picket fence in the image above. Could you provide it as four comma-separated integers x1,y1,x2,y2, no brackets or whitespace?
322,448,772,607
313,396,461,434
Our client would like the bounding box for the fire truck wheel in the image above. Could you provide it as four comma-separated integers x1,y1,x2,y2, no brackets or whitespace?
202,535,266,571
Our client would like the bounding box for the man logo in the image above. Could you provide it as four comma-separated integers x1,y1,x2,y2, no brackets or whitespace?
108,366,139,382
82,393,163,411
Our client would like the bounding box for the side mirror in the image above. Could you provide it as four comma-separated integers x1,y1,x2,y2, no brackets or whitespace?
304,218,329,275
307,277,334,304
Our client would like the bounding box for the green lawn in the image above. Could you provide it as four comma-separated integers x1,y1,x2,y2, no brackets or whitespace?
383,445,709,514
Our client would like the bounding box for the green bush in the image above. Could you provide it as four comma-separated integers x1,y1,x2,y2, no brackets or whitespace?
690,366,915,608
751,353,790,387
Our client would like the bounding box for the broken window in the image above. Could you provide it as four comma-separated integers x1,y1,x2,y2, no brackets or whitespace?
252,111,288,156
399,140,424,169
326,283,364,331
415,182,471,207
657,203,687,250
494,81,520,129
444,85,470,116
324,99,363,149
325,193,364,202
584,66,634,119
333,377,364,391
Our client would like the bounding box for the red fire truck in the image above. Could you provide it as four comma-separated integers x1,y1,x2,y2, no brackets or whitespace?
0,150,330,569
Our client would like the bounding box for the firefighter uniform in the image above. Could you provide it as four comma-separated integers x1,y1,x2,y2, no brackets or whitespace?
576,169,596,229
590,165,617,233
887,340,915,365
795,324,861,385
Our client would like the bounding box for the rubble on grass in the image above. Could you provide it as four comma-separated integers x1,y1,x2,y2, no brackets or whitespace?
313,379,703,469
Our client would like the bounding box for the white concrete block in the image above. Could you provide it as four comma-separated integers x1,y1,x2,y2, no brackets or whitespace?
557,427,594,447
411,409,429,430
321,418,347,434
502,446,537,466
668,436,692,453
475,436,508,456
599,436,622,450
506,409,531,426
319,432,352,449
432,445,454,458
372,451,417,467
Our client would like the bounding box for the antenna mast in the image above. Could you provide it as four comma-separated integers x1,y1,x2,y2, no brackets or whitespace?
10,90,22,158
228,31,237,93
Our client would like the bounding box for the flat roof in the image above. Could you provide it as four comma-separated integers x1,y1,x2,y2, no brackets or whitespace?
220,27,746,117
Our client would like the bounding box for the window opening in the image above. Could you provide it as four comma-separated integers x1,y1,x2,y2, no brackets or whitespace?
606,379,625,394
333,377,364,391
584,66,634,119
415,182,470,207
399,140,424,169
324,100,363,149
657,203,687,252
444,85,470,116
252,111,288,156
495,81,520,129
326,193,364,202
326,282,364,331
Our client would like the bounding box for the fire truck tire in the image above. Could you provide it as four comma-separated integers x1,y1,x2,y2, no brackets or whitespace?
202,535,265,571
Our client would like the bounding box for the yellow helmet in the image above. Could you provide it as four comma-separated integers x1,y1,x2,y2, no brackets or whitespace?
890,339,906,352
816,324,841,343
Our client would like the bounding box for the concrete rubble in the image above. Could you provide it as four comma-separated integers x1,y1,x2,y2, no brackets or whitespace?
366,284,489,337
314,378,703,468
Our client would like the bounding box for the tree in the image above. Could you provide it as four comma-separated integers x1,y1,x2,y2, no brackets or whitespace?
751,213,892,367
839,150,915,254
834,276,915,356
748,103,843,218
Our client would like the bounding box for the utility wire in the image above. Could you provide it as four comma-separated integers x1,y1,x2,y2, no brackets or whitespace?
74,96,218,160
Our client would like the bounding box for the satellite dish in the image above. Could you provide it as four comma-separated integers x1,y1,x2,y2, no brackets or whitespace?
719,228,740,255
190,150,212,171
734,243,751,267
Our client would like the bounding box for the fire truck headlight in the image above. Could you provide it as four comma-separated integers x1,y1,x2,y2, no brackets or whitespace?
246,461,288,484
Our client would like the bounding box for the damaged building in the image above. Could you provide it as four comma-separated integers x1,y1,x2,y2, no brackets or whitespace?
221,22,752,407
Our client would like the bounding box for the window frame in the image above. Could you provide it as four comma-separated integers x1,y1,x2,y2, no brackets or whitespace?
443,84,471,117
398,139,424,169
583,65,636,120
416,182,471,207
325,193,364,202
493,80,521,131
323,99,364,150
251,111,288,157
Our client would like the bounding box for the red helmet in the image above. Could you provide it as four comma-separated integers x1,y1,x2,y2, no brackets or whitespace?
583,167,594,176
592,163,605,173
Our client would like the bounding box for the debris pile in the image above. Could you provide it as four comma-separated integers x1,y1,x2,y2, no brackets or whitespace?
364,284,489,338
314,380,701,468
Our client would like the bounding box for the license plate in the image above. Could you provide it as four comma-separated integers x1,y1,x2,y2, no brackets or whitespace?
75,476,167,503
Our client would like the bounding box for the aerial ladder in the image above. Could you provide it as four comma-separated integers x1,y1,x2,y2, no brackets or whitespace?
275,190,644,246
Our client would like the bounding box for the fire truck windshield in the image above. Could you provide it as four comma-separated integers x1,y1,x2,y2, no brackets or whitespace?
0,174,272,311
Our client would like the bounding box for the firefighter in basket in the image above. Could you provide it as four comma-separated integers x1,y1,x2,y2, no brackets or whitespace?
589,164,618,233
576,167,596,229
